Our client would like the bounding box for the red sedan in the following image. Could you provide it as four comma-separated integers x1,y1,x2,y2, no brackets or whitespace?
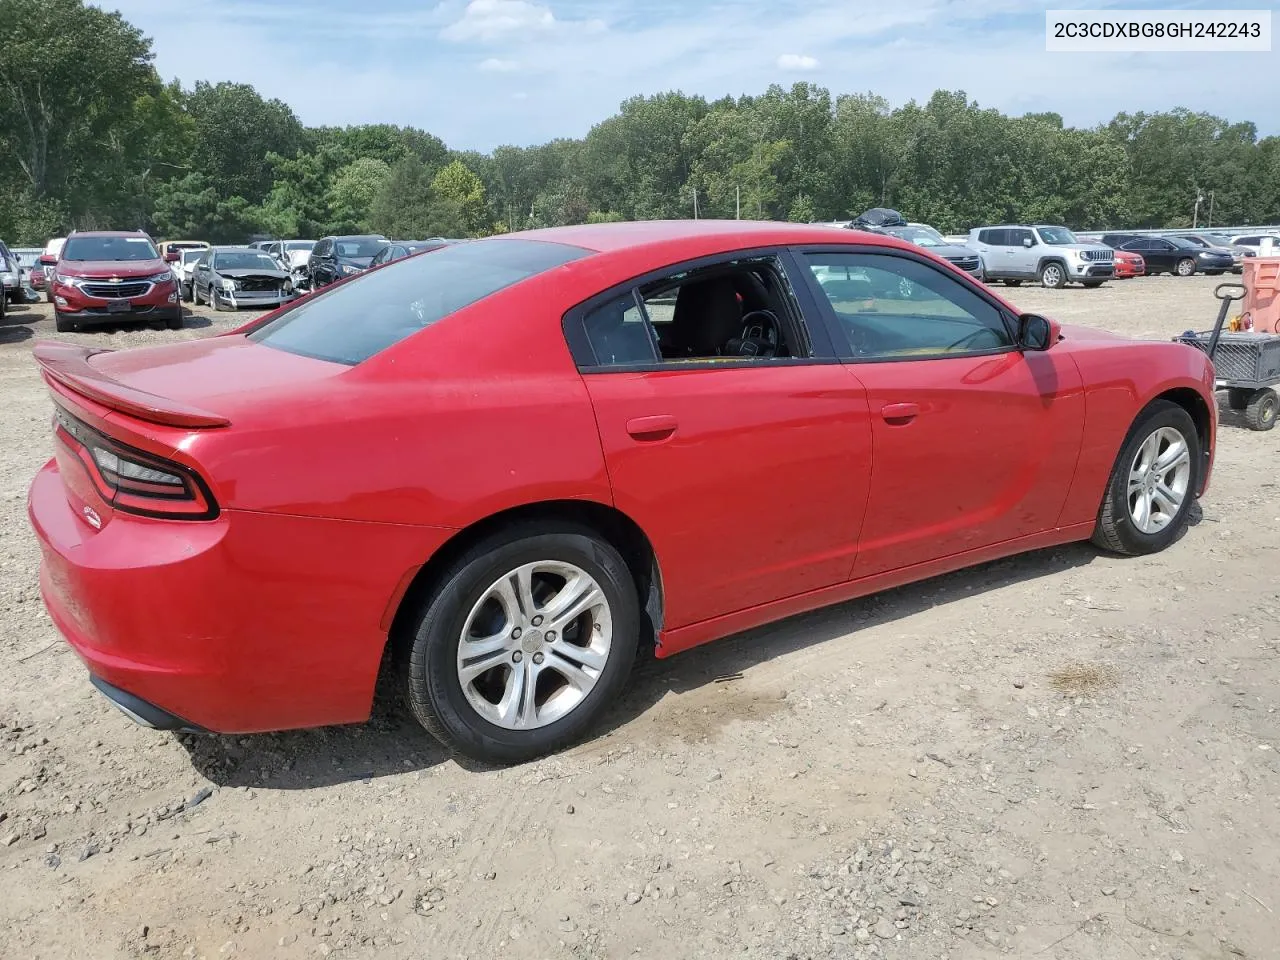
1113,247,1146,278
28,221,1216,763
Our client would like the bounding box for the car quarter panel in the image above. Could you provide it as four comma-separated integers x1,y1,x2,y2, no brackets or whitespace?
1055,332,1216,526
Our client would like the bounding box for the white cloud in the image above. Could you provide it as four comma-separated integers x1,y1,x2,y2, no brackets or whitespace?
479,57,519,71
443,0,603,42
777,53,819,70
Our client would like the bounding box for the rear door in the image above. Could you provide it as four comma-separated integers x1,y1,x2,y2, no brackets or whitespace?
793,246,1085,578
972,229,1009,278
566,251,874,632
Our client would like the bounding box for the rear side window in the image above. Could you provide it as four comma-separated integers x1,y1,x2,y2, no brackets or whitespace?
249,238,589,365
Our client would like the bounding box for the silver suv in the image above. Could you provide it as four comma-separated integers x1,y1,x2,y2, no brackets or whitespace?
969,224,1114,288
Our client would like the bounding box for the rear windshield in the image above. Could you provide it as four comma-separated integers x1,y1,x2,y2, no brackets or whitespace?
62,236,159,261
248,238,590,365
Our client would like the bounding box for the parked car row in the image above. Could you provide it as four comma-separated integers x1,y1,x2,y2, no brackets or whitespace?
847,210,1280,291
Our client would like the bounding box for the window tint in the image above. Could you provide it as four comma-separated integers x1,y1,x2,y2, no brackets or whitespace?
1151,239,1174,252
581,295,658,366
1011,229,1035,246
250,238,589,365
62,235,159,261
334,238,385,258
576,257,804,368
804,252,1013,360
979,229,1005,246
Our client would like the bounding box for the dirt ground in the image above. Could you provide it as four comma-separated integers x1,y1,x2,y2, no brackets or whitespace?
1,275,1278,960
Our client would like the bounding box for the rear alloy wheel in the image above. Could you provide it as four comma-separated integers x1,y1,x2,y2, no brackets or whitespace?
1176,258,1197,277
1244,388,1278,431
401,523,639,764
1039,262,1066,289
1092,400,1199,556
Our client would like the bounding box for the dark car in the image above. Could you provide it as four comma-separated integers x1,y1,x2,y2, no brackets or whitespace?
1099,234,1233,276
368,240,449,268
1168,233,1249,273
191,247,296,311
308,235,388,287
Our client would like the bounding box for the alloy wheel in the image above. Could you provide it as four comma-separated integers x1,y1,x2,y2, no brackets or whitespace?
1041,264,1063,287
456,561,613,730
1127,426,1191,534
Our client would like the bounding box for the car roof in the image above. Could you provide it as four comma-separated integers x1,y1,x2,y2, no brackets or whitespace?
510,219,921,255
67,230,151,238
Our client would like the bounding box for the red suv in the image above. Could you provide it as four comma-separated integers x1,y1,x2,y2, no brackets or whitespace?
50,231,183,332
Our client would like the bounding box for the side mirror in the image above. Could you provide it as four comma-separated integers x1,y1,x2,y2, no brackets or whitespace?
1019,313,1060,351
1022,237,1034,248
164,251,180,262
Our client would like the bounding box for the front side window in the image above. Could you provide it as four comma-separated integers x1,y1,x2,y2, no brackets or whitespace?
804,252,1013,360
250,238,589,365
1011,229,1035,246
62,235,159,261
577,257,806,368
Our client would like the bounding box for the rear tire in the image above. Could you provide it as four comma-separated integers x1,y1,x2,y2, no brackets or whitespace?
1245,389,1278,431
400,522,640,764
1092,400,1199,556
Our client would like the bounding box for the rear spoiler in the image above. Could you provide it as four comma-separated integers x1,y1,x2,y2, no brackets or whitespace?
32,341,230,429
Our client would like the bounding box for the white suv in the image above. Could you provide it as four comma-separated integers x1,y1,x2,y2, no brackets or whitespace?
969,224,1114,288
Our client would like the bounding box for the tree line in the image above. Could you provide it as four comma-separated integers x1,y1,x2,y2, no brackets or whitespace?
2,0,1278,248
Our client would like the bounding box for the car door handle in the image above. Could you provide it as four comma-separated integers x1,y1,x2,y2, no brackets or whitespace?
880,402,919,425
626,415,678,441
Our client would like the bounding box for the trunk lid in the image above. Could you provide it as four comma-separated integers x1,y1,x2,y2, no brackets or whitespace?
34,335,346,428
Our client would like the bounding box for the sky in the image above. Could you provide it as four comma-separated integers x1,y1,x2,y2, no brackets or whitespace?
100,0,1276,151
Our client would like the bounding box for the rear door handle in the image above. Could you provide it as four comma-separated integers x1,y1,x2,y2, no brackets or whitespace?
881,402,919,425
626,415,678,441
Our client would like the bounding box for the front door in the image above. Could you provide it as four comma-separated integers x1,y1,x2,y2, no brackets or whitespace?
1007,227,1039,277
568,253,874,631
795,247,1085,578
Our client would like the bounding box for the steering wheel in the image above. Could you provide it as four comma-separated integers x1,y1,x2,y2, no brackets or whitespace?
946,327,1001,352
729,309,781,357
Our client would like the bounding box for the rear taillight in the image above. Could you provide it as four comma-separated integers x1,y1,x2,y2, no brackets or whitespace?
53,405,218,520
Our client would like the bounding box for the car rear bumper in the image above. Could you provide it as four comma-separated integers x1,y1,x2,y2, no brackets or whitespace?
28,457,455,734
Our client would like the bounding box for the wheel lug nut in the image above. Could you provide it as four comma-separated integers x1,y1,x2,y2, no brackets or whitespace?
512,628,522,639
531,615,544,627
512,651,523,663
532,652,544,665
545,630,557,642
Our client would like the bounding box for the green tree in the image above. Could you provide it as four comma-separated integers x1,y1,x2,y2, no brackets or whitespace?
185,81,307,204
0,0,159,237
327,157,391,232
430,160,490,234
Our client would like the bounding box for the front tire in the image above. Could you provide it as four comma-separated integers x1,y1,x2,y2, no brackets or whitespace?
1176,258,1196,277
401,522,640,764
212,287,231,311
54,311,78,333
1092,400,1199,556
1039,262,1066,288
